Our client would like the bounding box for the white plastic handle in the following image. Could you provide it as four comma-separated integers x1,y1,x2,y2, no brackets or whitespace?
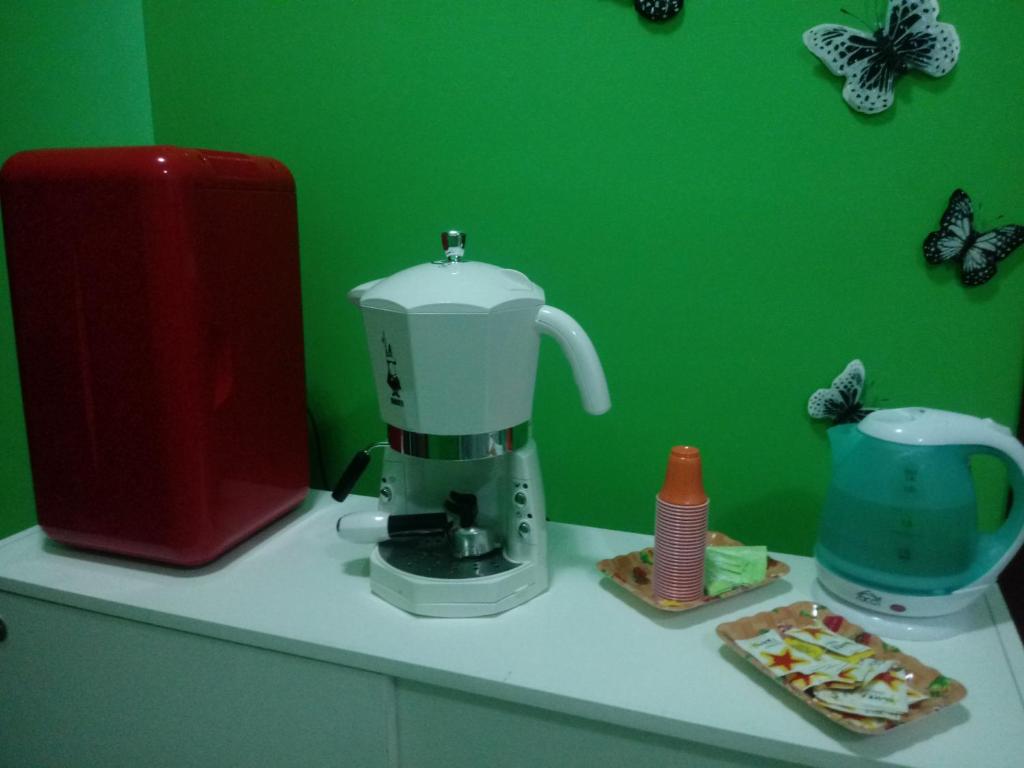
336,511,390,544
536,305,611,415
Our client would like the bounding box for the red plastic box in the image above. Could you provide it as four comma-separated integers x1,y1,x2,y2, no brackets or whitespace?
1,146,309,565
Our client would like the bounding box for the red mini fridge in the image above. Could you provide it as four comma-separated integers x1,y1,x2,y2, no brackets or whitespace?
0,146,309,566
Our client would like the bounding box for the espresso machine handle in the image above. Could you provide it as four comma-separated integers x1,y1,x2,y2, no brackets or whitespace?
536,305,611,415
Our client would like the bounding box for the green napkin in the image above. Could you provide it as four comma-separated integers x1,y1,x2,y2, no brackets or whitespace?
704,546,768,597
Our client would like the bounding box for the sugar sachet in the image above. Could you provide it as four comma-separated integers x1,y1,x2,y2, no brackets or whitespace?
704,545,768,596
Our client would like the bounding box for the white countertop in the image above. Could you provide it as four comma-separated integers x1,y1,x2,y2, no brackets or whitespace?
1,491,1022,768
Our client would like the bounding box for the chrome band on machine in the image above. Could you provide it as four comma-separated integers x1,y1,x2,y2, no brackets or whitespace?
386,422,530,460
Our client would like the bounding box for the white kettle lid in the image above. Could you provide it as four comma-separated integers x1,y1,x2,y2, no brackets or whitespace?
858,407,1015,446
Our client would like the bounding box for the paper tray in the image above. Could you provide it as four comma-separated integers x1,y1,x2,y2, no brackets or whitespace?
716,601,967,735
596,531,789,612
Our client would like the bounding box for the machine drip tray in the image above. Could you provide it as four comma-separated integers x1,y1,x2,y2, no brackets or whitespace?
379,537,520,580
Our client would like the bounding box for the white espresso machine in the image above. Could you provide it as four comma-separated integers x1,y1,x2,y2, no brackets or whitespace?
335,231,610,617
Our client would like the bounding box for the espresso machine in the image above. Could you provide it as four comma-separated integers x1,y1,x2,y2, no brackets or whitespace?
335,231,610,617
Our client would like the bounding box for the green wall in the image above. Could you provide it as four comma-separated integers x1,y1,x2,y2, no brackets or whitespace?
3,2,1023,556
0,0,154,538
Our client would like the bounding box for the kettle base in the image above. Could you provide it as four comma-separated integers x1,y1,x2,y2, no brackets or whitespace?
810,578,986,641
815,560,990,619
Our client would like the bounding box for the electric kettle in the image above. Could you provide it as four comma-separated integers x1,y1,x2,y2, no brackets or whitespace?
815,407,1024,621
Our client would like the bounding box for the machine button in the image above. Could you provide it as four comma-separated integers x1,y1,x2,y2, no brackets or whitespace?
518,521,531,537
513,491,527,507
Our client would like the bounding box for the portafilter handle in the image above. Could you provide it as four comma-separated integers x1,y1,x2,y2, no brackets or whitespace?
336,510,456,544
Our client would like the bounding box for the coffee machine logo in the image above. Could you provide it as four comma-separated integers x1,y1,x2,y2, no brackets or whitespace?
381,333,403,406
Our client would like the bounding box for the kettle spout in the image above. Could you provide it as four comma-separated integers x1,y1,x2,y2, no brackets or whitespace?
826,423,861,465
536,306,610,415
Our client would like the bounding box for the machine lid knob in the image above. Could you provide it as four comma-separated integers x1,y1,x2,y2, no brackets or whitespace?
440,230,467,262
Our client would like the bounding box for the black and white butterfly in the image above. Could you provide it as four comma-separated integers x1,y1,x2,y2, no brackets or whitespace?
808,360,873,424
803,0,960,114
924,189,1024,287
634,1,683,23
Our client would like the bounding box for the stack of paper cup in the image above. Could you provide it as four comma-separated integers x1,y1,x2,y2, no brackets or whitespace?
653,445,708,603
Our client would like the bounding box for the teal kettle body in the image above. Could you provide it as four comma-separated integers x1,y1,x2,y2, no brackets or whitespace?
815,408,1024,618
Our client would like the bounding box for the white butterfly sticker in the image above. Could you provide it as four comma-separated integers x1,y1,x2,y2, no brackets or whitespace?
803,0,960,114
808,360,873,424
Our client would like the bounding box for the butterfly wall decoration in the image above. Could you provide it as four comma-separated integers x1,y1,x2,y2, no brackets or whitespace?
803,0,960,115
635,0,683,24
807,359,874,425
924,190,1024,287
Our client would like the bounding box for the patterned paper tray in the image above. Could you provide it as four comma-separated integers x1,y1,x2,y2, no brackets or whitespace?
716,601,967,735
596,531,789,612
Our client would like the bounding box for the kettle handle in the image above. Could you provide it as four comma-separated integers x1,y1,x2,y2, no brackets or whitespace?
861,408,1024,589
962,424,1024,589
536,306,611,415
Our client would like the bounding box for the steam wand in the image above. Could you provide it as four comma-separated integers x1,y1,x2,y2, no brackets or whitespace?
332,441,388,503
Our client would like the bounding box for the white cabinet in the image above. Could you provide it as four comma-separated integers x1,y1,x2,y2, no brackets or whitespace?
0,593,395,768
394,679,793,768
2,492,1023,768
0,591,793,768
